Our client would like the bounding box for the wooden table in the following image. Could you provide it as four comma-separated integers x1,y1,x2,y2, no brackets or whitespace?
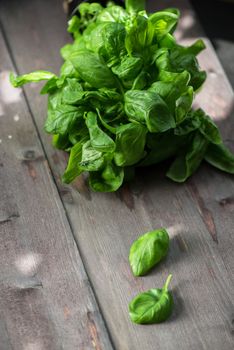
0,1,233,349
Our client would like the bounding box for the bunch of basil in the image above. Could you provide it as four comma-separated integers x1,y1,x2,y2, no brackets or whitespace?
10,0,234,191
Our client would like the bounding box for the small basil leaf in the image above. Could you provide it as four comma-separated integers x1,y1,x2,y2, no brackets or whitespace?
149,10,179,39
89,161,124,192
125,16,154,57
140,131,188,166
62,142,83,184
125,90,175,132
10,71,56,87
167,132,208,182
52,134,71,150
62,78,84,104
125,0,146,14
196,109,222,144
45,103,85,135
79,141,105,171
69,51,117,88
205,143,234,174
175,86,194,123
85,112,116,153
114,122,147,166
129,228,169,276
129,274,173,324
112,56,143,81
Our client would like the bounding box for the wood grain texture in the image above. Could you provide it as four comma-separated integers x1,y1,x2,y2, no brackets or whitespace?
0,0,234,349
0,21,113,350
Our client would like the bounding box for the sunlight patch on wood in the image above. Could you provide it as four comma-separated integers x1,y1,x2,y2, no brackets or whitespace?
15,252,42,275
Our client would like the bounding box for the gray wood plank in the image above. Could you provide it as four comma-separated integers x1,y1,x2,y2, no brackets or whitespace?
1,0,234,349
0,23,113,350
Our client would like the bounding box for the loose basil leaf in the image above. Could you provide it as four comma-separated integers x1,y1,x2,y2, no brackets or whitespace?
167,132,208,182
69,51,118,88
10,71,56,87
114,122,147,166
89,161,124,192
129,228,169,276
129,274,173,324
85,112,116,153
205,143,234,174
125,90,175,132
62,142,83,183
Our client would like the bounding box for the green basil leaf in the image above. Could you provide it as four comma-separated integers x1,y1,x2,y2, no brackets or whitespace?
125,0,146,14
125,16,154,56
52,134,71,150
196,109,222,144
62,142,84,184
129,228,169,276
175,86,194,123
149,10,179,39
125,90,175,132
112,56,143,81
114,122,147,166
62,78,84,104
10,71,56,87
89,161,124,192
205,143,234,174
167,132,208,182
79,141,105,171
85,111,116,153
69,51,118,88
45,104,85,134
140,131,188,166
97,5,128,23
129,274,173,324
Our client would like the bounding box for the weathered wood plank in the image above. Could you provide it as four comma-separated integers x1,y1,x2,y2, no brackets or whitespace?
0,23,113,350
1,0,234,349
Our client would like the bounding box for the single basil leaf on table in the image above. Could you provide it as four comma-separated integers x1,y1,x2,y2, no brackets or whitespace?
89,161,124,192
114,122,147,166
69,51,118,89
205,143,234,174
10,71,56,88
129,274,173,324
129,228,169,276
167,131,209,182
125,90,175,132
85,111,116,153
62,142,84,184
